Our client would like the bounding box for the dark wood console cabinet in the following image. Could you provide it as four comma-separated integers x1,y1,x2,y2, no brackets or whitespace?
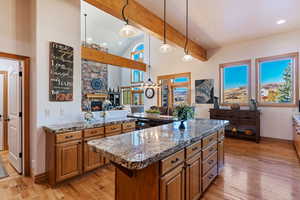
210,109,261,143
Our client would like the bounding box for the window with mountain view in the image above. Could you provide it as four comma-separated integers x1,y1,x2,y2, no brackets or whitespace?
220,60,251,104
256,53,298,106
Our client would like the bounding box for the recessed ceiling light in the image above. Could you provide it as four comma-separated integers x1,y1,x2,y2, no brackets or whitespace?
277,19,286,25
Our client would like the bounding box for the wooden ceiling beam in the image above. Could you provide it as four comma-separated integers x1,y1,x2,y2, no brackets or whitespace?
82,47,147,71
84,0,207,61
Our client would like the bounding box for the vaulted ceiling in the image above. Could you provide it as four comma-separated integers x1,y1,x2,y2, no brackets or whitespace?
81,1,144,56
136,0,300,49
82,0,300,52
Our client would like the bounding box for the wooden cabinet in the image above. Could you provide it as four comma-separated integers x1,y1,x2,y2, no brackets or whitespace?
160,164,185,200
105,124,122,136
46,121,137,186
56,140,82,182
218,140,224,173
114,129,225,200
210,109,261,143
84,135,105,172
185,152,202,200
293,122,300,158
202,165,218,192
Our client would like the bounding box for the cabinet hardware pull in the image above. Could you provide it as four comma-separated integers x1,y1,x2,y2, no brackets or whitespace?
208,174,214,179
192,147,198,151
171,158,179,164
208,160,214,164
65,135,73,139
209,147,214,152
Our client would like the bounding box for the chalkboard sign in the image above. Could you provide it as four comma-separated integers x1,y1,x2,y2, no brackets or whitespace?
49,42,74,101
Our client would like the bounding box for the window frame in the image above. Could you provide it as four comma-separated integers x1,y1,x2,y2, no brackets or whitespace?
157,72,192,107
255,52,299,107
130,43,144,84
219,60,252,106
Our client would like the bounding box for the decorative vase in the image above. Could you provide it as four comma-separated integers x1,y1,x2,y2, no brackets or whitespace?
249,99,257,111
179,121,185,130
213,97,219,109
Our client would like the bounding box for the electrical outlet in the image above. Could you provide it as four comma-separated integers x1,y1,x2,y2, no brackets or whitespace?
60,108,64,116
45,109,50,118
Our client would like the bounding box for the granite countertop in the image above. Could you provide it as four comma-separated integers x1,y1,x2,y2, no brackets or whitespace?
88,118,229,170
43,117,137,134
127,113,177,121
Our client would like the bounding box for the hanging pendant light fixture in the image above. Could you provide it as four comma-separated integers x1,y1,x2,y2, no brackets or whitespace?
159,0,173,53
119,0,138,38
142,34,161,88
182,0,193,62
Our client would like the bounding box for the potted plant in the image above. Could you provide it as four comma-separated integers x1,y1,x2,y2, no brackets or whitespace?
173,103,195,130
145,109,161,115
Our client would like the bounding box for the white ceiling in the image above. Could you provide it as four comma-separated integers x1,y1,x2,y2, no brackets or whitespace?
81,1,144,56
136,0,300,49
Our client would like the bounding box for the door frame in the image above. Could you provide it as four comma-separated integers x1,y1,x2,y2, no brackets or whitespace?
0,71,8,151
0,52,30,176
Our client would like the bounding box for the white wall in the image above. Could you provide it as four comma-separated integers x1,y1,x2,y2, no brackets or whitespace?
147,30,300,140
34,0,82,175
107,65,121,90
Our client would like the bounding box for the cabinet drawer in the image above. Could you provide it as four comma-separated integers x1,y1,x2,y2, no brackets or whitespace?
218,129,225,140
202,132,218,148
202,142,217,160
160,150,185,175
105,124,122,134
122,122,136,131
56,131,82,143
202,151,218,175
202,165,218,192
186,140,201,159
84,127,104,138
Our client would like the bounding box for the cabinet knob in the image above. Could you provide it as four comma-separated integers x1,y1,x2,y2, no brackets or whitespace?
171,158,179,164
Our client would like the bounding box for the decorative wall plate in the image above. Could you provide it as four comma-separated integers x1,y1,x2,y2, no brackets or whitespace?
91,78,103,90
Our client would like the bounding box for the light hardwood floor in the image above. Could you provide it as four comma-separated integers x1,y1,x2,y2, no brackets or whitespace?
1,138,300,200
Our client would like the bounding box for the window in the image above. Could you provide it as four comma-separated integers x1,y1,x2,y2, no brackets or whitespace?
220,60,251,105
131,43,144,83
122,89,131,105
122,88,144,105
256,53,298,106
157,72,191,107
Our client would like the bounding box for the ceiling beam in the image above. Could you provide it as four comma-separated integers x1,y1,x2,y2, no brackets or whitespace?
84,0,207,61
82,46,147,71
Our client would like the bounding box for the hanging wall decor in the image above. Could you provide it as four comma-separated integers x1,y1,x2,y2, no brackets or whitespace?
195,79,214,104
49,42,74,101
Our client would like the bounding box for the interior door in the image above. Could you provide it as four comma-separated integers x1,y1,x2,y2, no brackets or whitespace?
8,69,22,173
0,74,4,151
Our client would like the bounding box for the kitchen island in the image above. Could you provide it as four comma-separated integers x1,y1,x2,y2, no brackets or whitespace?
89,119,228,200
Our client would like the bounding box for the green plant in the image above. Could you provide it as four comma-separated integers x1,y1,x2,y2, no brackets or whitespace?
145,109,161,114
173,103,195,121
278,63,292,103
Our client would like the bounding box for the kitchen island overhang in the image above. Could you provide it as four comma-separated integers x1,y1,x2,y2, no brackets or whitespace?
88,119,228,200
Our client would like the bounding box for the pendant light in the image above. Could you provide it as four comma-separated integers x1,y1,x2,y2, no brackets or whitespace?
159,0,173,53
119,0,138,38
182,0,193,62
142,34,161,88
